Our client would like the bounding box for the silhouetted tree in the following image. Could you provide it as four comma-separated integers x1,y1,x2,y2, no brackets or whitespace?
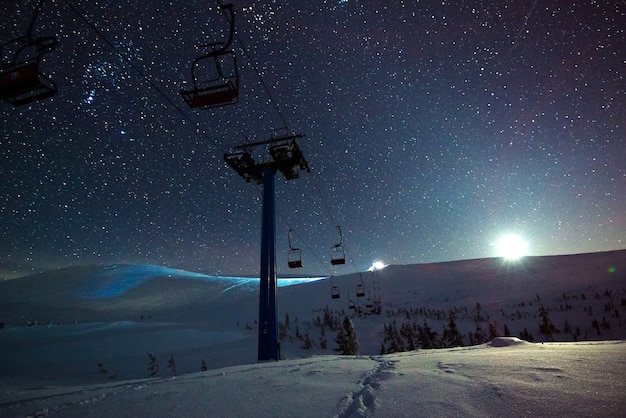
302,330,314,349
519,327,534,342
417,321,438,349
147,353,159,377
441,310,464,347
335,316,359,355
538,305,558,340
320,325,327,349
167,354,177,376
488,320,498,340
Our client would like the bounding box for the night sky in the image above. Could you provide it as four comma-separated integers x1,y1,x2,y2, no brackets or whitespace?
1,1,624,279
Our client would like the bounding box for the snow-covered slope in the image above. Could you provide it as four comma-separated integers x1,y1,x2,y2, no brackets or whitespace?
1,339,624,417
0,250,625,416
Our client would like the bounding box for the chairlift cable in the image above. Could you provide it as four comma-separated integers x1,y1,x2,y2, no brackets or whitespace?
62,0,352,276
26,0,46,39
214,1,344,274
216,0,289,130
61,0,229,156
307,165,360,274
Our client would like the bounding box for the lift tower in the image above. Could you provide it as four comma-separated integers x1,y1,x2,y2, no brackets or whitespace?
224,130,310,361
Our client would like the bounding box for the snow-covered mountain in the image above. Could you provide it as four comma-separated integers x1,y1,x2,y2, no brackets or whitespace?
0,250,625,417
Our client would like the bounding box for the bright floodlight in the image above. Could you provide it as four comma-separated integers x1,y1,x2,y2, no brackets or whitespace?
496,235,529,261
368,261,386,271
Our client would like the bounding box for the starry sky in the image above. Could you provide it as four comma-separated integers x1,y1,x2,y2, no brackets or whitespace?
1,0,624,279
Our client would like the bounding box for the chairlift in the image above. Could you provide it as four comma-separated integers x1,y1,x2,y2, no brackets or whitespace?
0,0,57,107
347,292,356,310
181,3,239,109
355,273,366,297
330,276,340,299
330,225,346,265
365,291,373,309
287,229,303,268
372,297,382,315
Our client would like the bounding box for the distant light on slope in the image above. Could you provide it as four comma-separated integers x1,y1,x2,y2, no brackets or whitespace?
368,261,387,271
496,235,529,261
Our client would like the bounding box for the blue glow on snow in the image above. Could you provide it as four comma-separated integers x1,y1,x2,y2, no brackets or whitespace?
79,264,326,299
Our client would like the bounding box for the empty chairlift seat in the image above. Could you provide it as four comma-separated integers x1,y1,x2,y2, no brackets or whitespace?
180,3,239,110
0,36,58,106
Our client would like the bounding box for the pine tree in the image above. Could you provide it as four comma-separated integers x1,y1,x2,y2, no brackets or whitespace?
519,327,534,342
285,312,290,330
335,316,359,355
302,330,314,349
441,310,464,347
417,321,438,349
279,320,292,342
473,323,487,345
400,322,416,351
295,324,302,340
147,353,159,377
538,305,558,340
323,306,334,330
488,320,498,340
320,325,327,349
97,362,107,374
167,354,177,376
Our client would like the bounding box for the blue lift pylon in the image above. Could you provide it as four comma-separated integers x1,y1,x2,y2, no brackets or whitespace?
224,129,310,361
258,165,277,360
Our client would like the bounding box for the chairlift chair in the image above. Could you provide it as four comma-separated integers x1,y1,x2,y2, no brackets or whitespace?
348,296,356,311
287,229,303,268
181,3,239,109
355,273,365,297
331,246,346,265
330,225,346,265
181,51,239,109
330,276,340,299
355,283,365,298
372,297,382,315
0,31,57,106
288,249,303,268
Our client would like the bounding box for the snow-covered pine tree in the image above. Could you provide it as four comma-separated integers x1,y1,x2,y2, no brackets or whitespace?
302,330,314,349
441,310,464,347
167,354,176,376
335,316,359,355
147,353,159,377
417,321,438,349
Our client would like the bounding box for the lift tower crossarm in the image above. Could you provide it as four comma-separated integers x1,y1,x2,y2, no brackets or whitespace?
233,133,304,150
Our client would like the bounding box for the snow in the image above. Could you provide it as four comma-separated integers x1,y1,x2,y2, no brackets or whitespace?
1,250,625,417
1,342,624,417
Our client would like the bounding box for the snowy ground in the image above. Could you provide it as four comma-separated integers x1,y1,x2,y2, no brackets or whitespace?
1,338,624,417
1,250,625,416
